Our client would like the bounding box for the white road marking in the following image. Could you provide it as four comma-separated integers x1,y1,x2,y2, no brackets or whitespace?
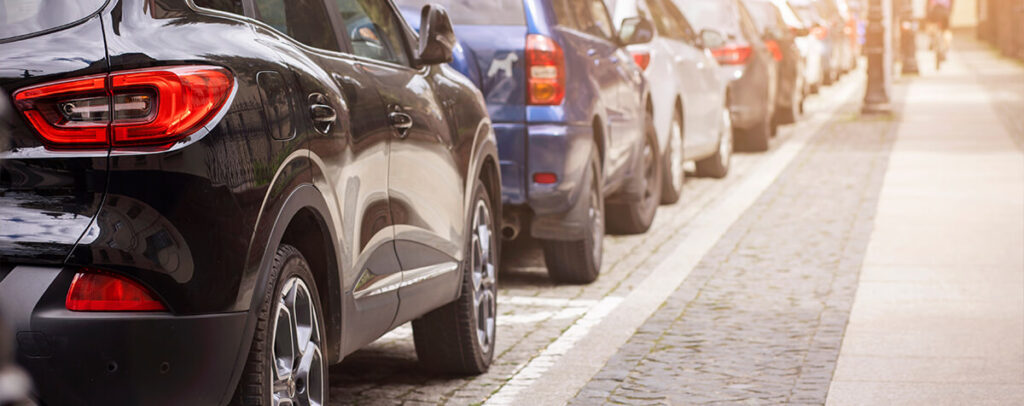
485,297,624,406
484,74,865,405
498,296,599,308
374,296,600,342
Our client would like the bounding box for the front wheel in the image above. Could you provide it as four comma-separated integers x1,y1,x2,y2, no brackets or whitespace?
413,179,498,374
660,107,685,204
233,245,328,406
607,109,662,234
696,107,733,178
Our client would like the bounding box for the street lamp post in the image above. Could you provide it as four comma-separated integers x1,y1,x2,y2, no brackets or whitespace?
863,0,894,113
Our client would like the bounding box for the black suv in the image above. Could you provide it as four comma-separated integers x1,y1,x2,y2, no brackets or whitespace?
0,1,501,404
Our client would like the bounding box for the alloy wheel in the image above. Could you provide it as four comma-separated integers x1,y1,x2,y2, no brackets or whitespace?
271,277,324,406
470,200,497,355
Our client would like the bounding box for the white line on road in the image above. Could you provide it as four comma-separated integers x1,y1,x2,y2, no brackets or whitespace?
484,74,865,406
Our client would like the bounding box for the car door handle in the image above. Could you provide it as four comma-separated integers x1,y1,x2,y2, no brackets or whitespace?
308,93,336,134
389,112,413,138
587,48,598,56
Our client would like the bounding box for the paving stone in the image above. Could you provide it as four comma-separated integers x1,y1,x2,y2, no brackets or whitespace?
569,77,900,404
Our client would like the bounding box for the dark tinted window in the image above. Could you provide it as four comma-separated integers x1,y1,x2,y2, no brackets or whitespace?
194,0,243,15
553,0,615,39
649,0,694,41
743,0,787,37
743,0,780,31
395,0,525,25
332,0,409,65
253,0,339,51
0,0,106,41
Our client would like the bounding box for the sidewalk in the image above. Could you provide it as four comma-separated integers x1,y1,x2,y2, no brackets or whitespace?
827,36,1024,405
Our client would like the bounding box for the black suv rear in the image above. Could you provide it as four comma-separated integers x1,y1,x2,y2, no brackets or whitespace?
0,1,502,404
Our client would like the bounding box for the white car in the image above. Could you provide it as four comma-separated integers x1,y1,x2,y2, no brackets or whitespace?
775,0,823,94
608,0,734,204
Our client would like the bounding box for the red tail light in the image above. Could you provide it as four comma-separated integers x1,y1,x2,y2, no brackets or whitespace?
526,34,566,105
533,172,558,184
66,270,167,312
712,45,753,65
630,50,651,70
14,66,233,150
811,26,828,40
764,40,783,61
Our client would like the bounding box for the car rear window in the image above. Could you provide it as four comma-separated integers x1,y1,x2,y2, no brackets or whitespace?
395,0,525,25
0,0,107,41
744,0,781,31
674,0,742,38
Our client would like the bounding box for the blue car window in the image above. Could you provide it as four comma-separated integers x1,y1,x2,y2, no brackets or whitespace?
333,0,410,65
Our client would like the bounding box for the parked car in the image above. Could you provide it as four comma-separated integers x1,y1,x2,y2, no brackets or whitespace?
790,0,848,84
835,0,861,68
0,305,32,406
0,94,33,406
743,0,808,125
607,0,734,197
0,1,502,404
782,0,826,94
675,0,778,151
396,0,661,284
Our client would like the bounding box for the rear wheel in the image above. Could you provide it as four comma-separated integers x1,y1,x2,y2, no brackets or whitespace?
696,107,733,178
660,107,685,204
607,109,662,234
234,245,327,406
413,179,498,374
542,149,604,284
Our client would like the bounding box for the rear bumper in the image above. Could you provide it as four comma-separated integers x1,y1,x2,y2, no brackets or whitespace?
0,265,247,406
495,120,595,241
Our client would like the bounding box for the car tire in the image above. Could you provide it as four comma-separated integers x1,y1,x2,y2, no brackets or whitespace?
606,109,662,234
775,87,801,125
736,109,771,152
822,67,835,85
660,107,685,204
541,148,604,284
413,179,498,374
234,245,328,406
696,107,733,179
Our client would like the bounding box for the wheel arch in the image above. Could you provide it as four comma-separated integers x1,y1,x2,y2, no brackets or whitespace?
225,184,345,404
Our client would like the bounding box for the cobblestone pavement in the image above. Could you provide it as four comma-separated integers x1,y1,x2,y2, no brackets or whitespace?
569,82,901,404
328,69,872,405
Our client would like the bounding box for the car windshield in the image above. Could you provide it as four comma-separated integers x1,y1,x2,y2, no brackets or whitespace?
394,0,525,25
674,0,742,38
0,0,107,41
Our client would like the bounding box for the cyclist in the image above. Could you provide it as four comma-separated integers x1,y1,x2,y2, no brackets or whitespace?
926,0,953,67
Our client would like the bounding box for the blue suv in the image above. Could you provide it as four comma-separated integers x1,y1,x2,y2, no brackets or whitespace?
399,0,661,284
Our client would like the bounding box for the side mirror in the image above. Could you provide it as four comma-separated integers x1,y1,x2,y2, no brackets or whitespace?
618,17,654,45
700,29,725,50
415,4,456,66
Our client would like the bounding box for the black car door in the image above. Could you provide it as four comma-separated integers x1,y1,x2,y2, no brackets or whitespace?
328,0,463,327
249,0,402,351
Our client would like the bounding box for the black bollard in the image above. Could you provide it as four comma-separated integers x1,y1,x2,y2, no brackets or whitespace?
863,0,894,114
